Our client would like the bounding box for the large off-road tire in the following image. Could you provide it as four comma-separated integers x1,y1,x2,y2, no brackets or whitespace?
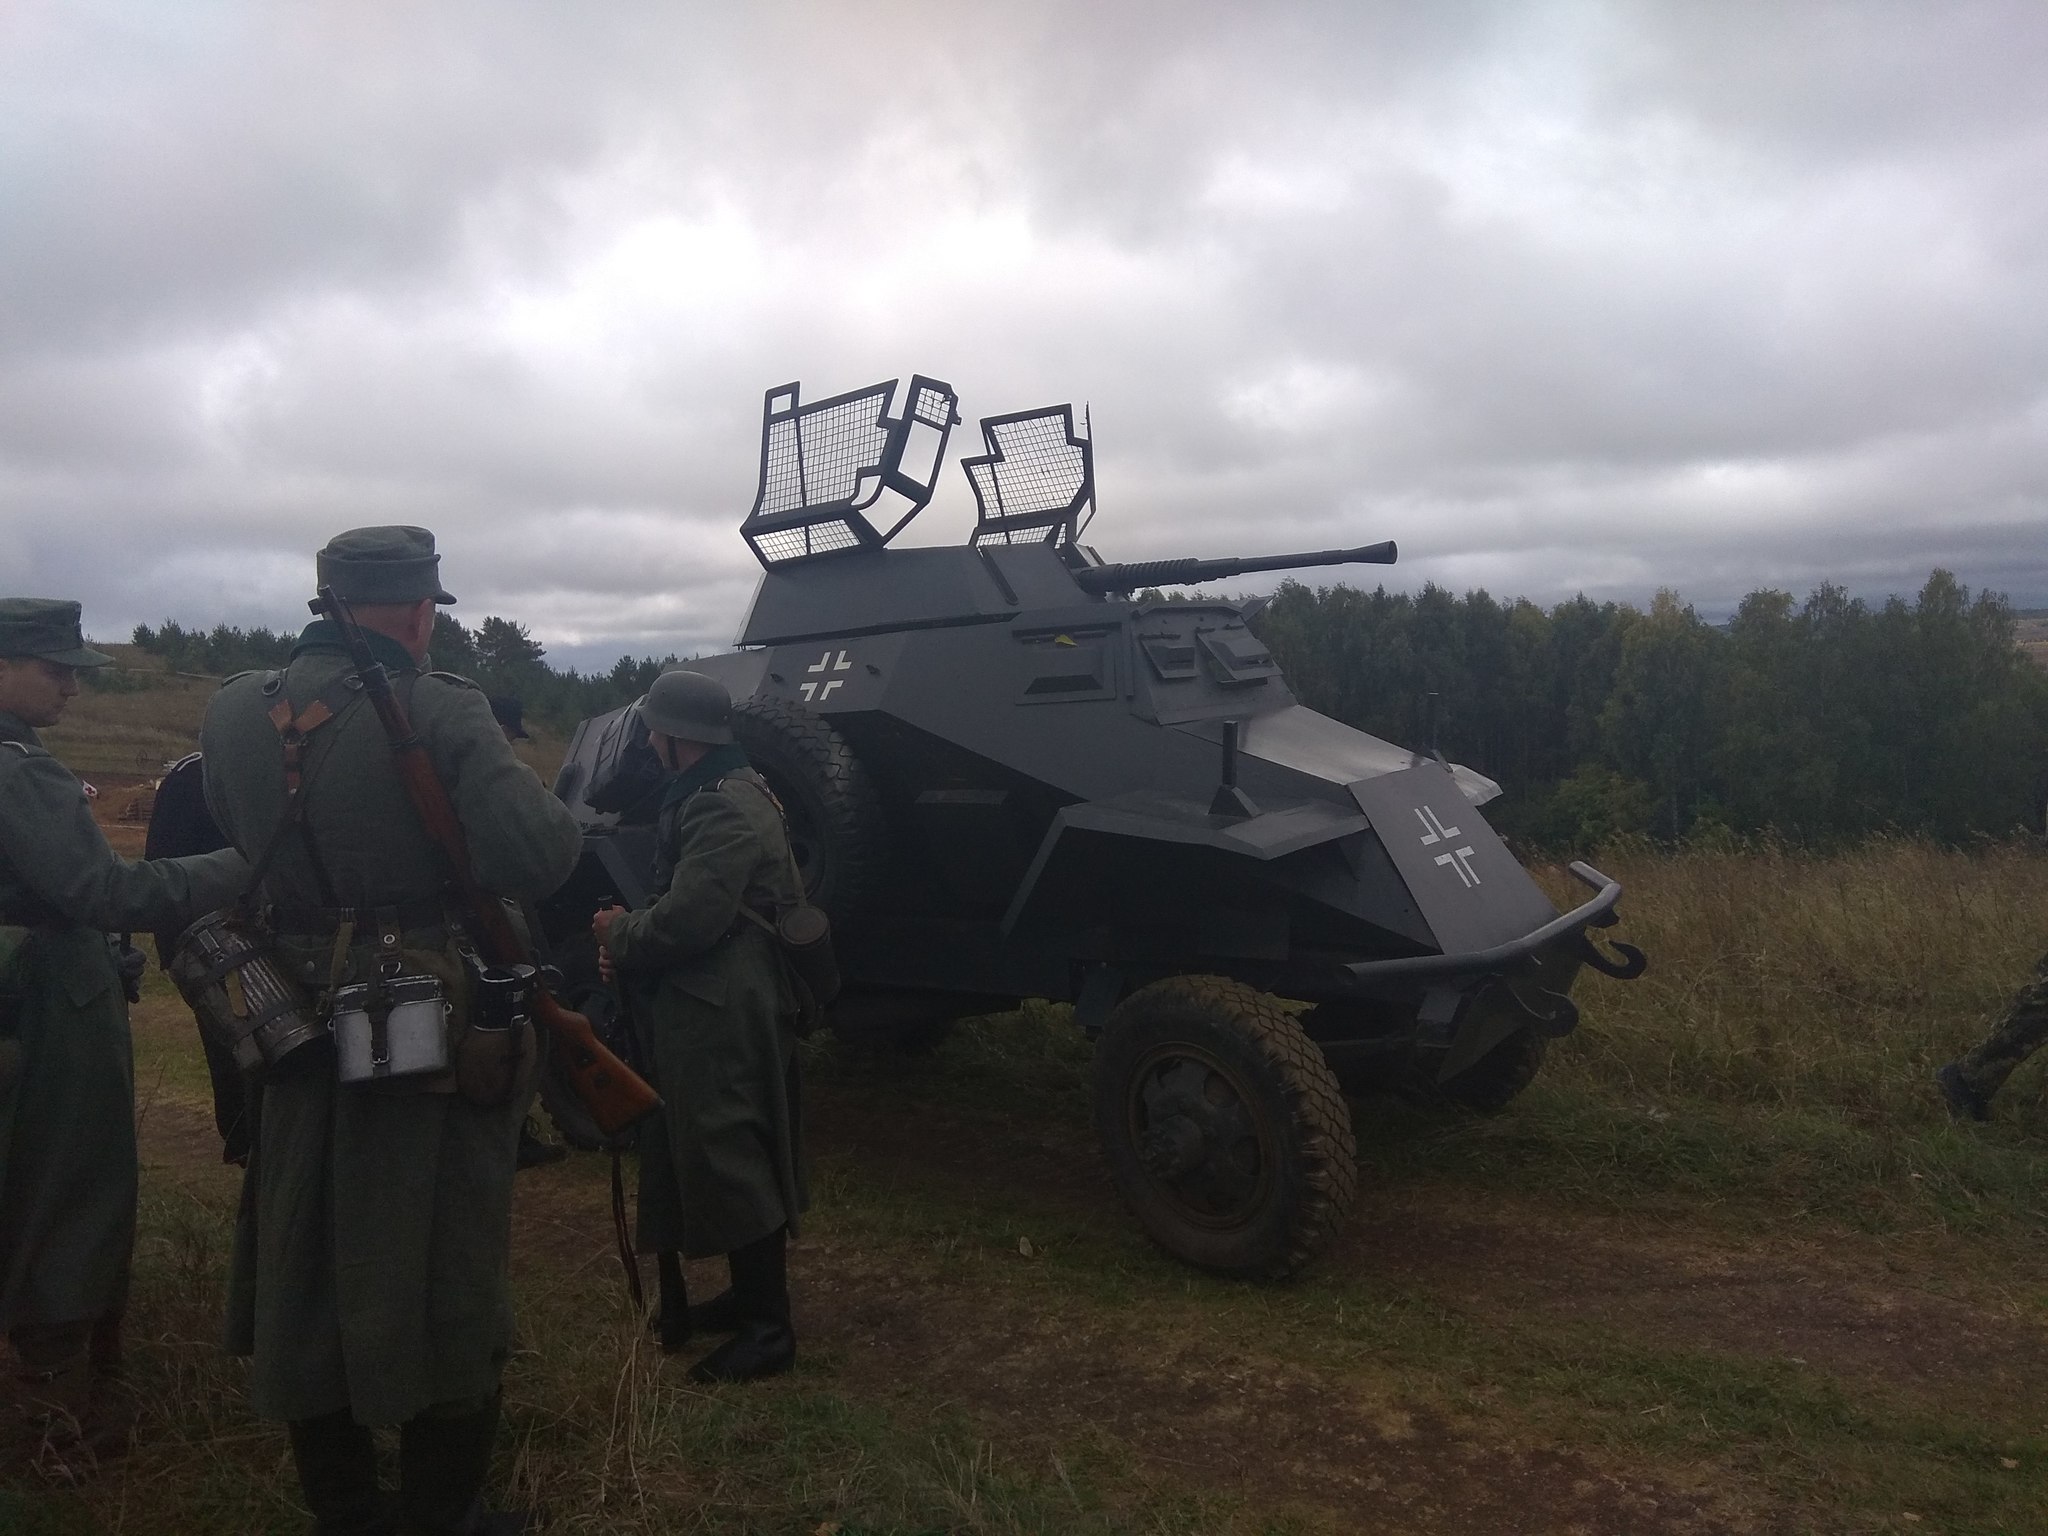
730,696,887,921
1426,1028,1548,1113
1095,976,1358,1279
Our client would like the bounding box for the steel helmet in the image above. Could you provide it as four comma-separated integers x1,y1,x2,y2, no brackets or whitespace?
639,669,734,745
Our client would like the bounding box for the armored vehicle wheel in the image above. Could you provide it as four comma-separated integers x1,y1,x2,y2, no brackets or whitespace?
1425,1028,1548,1113
731,696,887,919
1095,977,1357,1279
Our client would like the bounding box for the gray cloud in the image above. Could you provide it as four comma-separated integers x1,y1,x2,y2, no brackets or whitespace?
4,0,2044,669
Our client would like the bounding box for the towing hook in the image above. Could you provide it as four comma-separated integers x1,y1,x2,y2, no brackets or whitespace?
1499,980,1581,1039
1571,929,1647,981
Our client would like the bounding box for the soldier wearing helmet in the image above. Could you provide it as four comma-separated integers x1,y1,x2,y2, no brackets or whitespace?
593,669,808,1382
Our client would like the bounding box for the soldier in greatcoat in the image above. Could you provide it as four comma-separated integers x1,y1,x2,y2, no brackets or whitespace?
593,669,808,1384
202,529,580,1535
0,599,249,1459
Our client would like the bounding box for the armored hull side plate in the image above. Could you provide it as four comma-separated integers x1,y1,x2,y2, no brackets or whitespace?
1348,763,1557,955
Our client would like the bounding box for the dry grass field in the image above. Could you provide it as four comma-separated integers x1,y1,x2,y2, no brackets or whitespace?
4,674,2045,1533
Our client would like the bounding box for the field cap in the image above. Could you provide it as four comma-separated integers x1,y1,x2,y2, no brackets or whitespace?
317,525,458,605
0,598,114,667
639,669,734,745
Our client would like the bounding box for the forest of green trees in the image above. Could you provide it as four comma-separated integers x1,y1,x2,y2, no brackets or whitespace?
123,567,2048,851
126,614,679,729
1255,570,2048,849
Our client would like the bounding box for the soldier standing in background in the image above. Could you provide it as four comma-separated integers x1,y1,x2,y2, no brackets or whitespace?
202,529,580,1535
593,668,808,1384
1937,966,2048,1121
0,600,249,1463
485,694,568,1173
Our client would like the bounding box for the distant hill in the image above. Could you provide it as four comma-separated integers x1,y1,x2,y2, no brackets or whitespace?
43,645,568,784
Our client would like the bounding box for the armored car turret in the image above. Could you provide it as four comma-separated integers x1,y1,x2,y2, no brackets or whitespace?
540,373,1644,1278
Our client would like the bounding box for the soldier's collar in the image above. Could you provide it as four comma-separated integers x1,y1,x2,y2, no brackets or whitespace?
0,710,40,748
658,742,752,812
292,619,421,675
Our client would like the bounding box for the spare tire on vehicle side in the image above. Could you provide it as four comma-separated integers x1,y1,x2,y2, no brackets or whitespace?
729,696,888,923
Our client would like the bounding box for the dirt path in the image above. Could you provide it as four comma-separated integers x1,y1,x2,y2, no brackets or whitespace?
129,1074,2043,1534
802,1084,2048,1413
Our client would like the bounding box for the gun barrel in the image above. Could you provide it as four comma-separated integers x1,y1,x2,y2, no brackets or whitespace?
1073,540,1398,594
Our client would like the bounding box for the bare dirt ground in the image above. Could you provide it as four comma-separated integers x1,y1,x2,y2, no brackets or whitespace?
108,1078,2016,1536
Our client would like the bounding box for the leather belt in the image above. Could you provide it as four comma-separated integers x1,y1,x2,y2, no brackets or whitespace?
269,899,449,937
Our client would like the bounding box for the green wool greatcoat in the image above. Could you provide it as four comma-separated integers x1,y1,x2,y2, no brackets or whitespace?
0,711,248,1336
200,623,581,1426
607,751,808,1260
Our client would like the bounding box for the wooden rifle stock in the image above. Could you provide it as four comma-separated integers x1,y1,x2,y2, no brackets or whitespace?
315,587,660,1135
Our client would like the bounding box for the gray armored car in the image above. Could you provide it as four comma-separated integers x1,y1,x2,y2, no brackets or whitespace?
540,374,1645,1278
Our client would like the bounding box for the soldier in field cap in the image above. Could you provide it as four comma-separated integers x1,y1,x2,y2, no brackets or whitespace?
202,527,579,1534
0,599,250,1467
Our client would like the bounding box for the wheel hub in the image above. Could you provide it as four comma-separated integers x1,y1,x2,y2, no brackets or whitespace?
1138,1115,1206,1180
1127,1050,1272,1229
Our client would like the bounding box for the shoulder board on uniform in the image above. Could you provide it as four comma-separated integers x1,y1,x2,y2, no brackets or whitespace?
165,750,203,774
716,770,784,816
424,670,482,691
219,669,261,688
1,740,32,758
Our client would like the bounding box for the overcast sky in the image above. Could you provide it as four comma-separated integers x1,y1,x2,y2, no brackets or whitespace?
4,0,2044,668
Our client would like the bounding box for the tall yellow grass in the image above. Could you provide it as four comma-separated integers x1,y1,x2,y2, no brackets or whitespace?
41,650,214,776
1548,837,2048,1119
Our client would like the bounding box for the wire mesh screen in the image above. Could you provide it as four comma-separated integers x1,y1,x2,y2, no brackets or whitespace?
757,383,893,516
909,382,954,429
742,372,960,568
751,519,865,564
965,406,1092,547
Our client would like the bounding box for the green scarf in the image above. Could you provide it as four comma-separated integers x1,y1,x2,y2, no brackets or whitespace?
657,741,753,815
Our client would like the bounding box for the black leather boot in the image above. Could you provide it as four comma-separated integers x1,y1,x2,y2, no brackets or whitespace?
687,1319,796,1383
398,1394,530,1535
687,1228,795,1384
687,1287,743,1336
288,1410,390,1536
13,1317,136,1474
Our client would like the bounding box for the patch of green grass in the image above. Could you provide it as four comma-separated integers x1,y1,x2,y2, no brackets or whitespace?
129,988,221,1115
12,1139,1304,1535
806,1145,2048,1536
17,841,2048,1532
1349,1078,2048,1243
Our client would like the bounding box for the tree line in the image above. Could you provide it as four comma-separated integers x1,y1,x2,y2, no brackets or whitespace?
123,568,2048,849
1251,570,2048,849
126,615,684,733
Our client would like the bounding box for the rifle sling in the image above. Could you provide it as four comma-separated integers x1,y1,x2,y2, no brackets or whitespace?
246,670,368,909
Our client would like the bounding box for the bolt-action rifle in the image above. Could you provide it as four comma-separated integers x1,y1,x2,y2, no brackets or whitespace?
315,586,660,1135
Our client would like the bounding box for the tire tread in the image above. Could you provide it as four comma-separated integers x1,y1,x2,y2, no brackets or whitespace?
1100,975,1358,1279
